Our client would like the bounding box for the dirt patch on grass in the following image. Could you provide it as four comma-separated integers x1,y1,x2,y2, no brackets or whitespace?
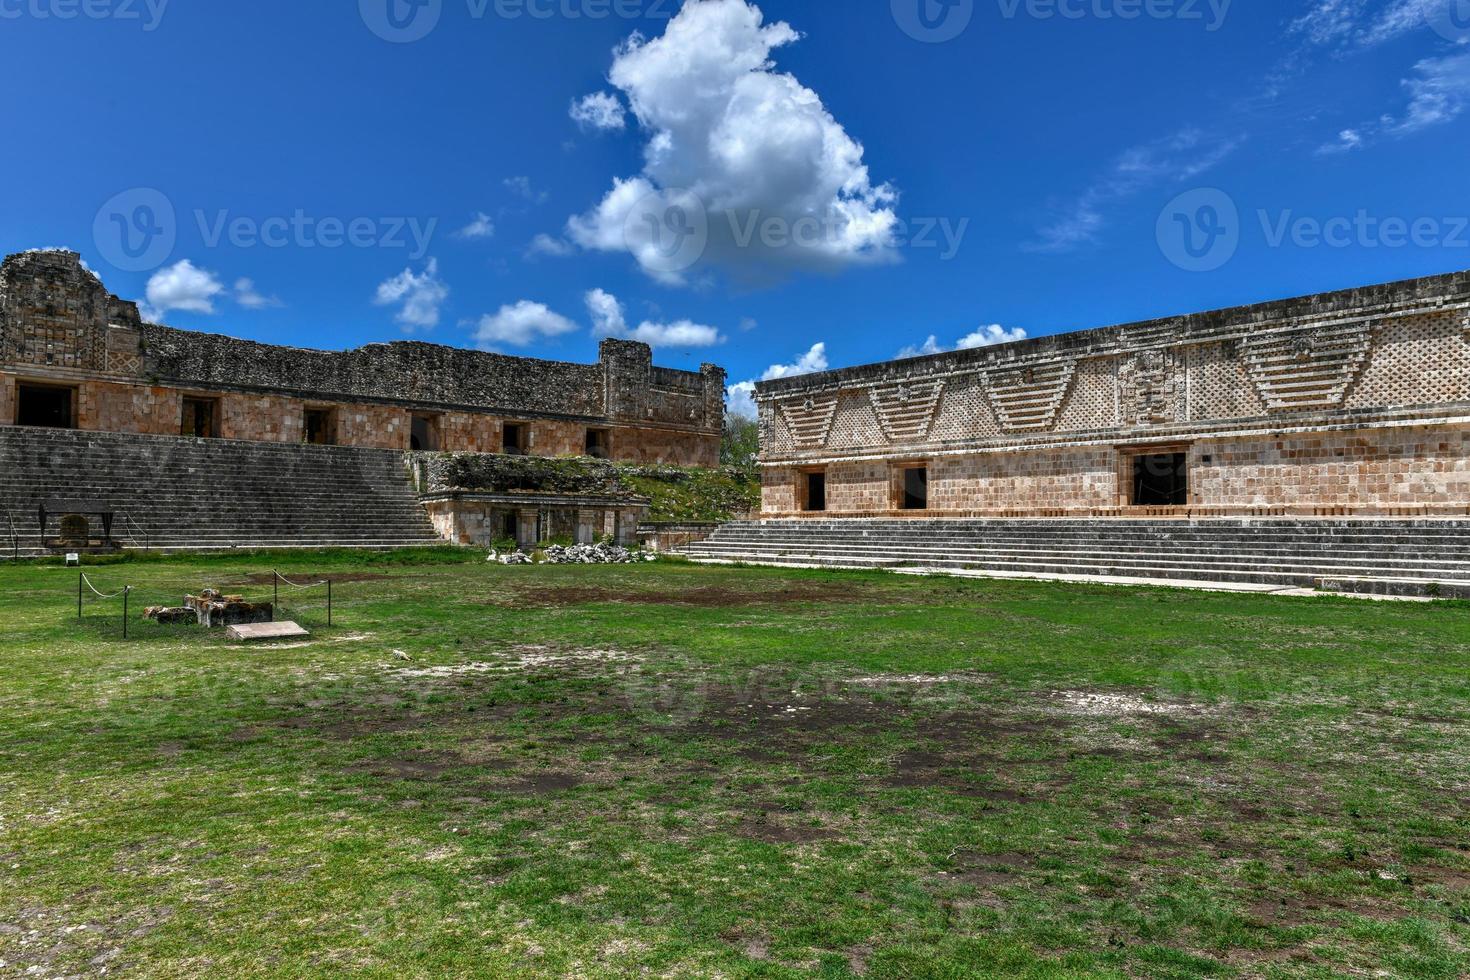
394,647,639,679
230,572,395,586
502,772,585,796
939,850,1035,888
735,813,835,845
500,583,881,609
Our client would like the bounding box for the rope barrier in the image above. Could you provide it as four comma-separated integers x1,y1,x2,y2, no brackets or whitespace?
274,571,329,589
80,573,129,600
77,573,133,639
72,570,336,637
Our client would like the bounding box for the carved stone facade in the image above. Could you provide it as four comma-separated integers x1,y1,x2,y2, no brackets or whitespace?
0,250,725,466
757,269,1470,518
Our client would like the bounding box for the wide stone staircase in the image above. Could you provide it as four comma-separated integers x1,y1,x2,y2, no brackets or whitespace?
0,426,443,557
684,518,1470,596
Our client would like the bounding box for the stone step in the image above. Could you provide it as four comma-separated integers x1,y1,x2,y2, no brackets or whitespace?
688,517,1470,596
685,549,1470,582
0,427,440,552
687,551,1470,590
685,541,1470,569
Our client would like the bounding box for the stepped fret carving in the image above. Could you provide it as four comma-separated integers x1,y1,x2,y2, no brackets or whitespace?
1243,320,1373,411
984,361,1076,432
869,380,944,443
1122,319,1180,351
1118,350,1183,426
778,394,840,448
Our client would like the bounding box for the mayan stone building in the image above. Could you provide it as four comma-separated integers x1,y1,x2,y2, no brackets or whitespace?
0,249,725,554
0,249,724,463
754,270,1470,519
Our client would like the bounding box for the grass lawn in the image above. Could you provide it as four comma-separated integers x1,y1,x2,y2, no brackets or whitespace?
1,551,1467,978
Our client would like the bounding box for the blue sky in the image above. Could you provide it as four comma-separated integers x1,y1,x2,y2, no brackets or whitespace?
3,0,1468,414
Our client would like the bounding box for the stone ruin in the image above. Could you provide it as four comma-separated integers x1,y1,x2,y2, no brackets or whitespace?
146,589,273,628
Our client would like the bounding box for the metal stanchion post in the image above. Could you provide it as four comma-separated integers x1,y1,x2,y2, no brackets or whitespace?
327,580,332,627
122,587,129,640
78,572,83,621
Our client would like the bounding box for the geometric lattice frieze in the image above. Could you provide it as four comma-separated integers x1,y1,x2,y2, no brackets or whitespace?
984,361,1077,432
869,380,945,443
1243,319,1373,412
777,394,840,448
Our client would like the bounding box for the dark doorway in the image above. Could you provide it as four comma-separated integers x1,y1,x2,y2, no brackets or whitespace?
503,423,526,456
805,472,827,512
585,428,611,459
304,408,337,446
181,397,218,438
410,413,441,451
1132,453,1189,506
16,384,75,429
902,467,929,510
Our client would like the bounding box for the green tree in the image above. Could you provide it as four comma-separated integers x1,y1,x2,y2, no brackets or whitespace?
721,413,760,470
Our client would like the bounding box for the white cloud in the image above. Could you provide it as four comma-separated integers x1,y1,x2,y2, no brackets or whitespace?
471,300,580,348
1391,52,1470,133
726,342,830,417
527,233,575,258
584,288,724,348
585,287,625,335
898,324,1028,359
565,0,899,285
1029,129,1240,252
504,176,548,204
455,212,496,240
234,277,281,309
1316,52,1470,152
142,260,225,320
1291,0,1446,50
374,258,449,331
570,91,627,131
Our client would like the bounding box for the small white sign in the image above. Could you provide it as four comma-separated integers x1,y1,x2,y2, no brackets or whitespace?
65,553,81,567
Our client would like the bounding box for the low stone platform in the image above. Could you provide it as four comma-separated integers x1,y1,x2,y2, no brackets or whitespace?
685,518,1470,598
228,621,310,642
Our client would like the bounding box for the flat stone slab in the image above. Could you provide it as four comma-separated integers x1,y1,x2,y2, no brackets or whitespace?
227,621,310,642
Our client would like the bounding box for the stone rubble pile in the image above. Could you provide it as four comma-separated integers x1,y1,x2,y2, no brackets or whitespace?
543,543,657,564
488,543,658,565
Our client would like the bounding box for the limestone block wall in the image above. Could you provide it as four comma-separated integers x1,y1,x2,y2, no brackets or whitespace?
0,374,13,426
928,448,1116,514
83,381,182,436
0,250,725,467
423,497,645,548
756,269,1470,517
219,393,306,443
1193,425,1470,512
